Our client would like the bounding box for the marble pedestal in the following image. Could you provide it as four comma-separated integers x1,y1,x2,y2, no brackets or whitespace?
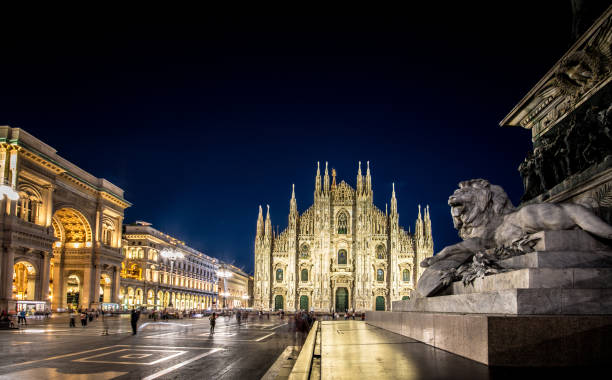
367,231,612,366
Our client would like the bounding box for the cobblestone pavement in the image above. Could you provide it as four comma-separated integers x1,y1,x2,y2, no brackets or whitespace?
0,314,306,379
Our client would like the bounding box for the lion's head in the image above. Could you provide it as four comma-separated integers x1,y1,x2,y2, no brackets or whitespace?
448,179,515,240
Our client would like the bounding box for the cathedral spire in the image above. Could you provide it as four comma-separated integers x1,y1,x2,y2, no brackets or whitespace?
390,182,397,215
265,204,272,238
315,161,321,195
256,204,264,237
323,161,330,193
289,184,297,217
357,161,363,194
366,161,372,194
415,204,424,241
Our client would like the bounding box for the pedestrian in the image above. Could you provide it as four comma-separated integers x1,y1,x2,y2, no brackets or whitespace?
80,312,87,327
209,312,217,335
69,310,76,327
130,309,140,335
361,312,365,321
236,310,241,326
101,310,109,335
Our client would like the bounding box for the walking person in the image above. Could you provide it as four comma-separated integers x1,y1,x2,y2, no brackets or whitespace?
236,310,241,326
80,312,87,327
130,309,140,335
101,310,109,336
69,310,76,327
209,312,217,335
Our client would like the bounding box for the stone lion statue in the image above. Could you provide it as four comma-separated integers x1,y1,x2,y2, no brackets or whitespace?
416,179,612,297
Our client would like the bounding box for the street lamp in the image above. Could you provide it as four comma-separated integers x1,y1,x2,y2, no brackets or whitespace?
160,248,184,308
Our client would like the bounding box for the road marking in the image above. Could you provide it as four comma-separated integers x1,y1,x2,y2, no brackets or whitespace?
266,323,288,330
3,345,117,368
74,349,186,365
142,348,223,380
255,332,275,342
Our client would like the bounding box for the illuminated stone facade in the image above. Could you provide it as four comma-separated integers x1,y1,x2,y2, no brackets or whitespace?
0,126,130,313
121,222,218,310
254,162,434,312
217,263,250,309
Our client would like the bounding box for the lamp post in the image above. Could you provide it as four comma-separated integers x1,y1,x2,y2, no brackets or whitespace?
217,268,232,309
160,248,184,308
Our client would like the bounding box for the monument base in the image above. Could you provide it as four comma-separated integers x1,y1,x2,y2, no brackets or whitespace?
366,310,612,366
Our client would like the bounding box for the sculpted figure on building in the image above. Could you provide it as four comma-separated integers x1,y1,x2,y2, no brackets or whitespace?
254,162,434,312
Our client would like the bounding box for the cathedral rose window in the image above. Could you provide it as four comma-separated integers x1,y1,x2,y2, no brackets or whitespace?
338,249,347,265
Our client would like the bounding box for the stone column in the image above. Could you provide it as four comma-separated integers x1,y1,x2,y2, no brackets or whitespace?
90,265,101,309
0,247,16,312
112,266,120,304
81,266,91,308
40,252,51,307
51,261,63,310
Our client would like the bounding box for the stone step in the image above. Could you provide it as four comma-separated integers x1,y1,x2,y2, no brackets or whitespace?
530,230,611,252
442,267,612,295
499,250,612,269
393,288,612,315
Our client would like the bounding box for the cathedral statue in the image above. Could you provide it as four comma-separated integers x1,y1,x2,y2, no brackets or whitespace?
253,162,434,312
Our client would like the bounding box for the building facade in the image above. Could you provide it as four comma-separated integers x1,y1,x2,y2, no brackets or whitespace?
0,126,130,314
121,222,218,310
217,262,251,309
253,162,434,312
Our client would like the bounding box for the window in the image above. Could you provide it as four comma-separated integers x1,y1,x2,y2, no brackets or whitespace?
338,250,347,265
337,212,348,234
300,244,309,259
402,269,410,282
377,269,384,282
276,269,283,282
301,269,308,282
376,245,386,260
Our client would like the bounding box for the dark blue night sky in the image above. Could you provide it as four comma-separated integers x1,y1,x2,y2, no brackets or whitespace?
0,3,580,273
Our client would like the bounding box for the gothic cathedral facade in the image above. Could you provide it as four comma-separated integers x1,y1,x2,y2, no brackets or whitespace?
253,162,434,312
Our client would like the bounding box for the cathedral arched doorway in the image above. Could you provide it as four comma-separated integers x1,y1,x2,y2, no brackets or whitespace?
274,295,284,311
335,287,348,312
299,295,309,311
375,296,385,311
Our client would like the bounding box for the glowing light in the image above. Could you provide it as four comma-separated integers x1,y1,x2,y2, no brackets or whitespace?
54,242,62,248
0,184,19,201
160,248,184,261
85,241,92,247
104,277,111,284
242,294,250,300
217,269,233,278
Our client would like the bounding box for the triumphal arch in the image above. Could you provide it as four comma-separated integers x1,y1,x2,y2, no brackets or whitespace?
0,127,130,313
